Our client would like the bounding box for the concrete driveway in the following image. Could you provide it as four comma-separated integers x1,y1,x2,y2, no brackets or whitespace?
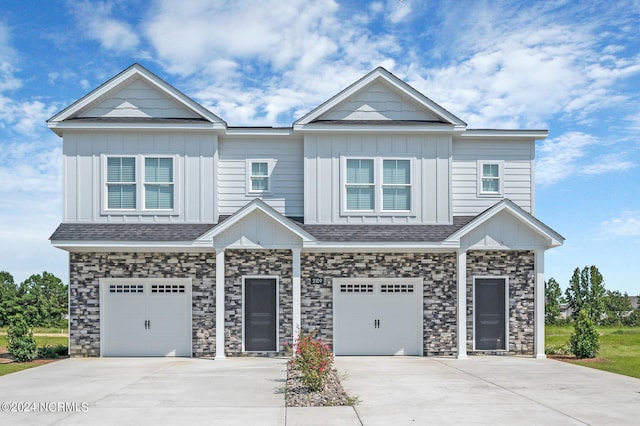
335,356,640,425
0,356,638,425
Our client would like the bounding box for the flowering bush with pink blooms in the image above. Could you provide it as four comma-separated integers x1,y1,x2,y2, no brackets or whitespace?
289,332,334,391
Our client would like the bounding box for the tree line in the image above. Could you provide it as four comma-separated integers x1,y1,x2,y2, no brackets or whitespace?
545,265,640,326
0,271,68,328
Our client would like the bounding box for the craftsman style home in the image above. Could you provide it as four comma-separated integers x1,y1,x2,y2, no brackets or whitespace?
48,64,563,359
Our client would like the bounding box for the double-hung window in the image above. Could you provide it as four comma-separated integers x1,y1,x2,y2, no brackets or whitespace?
478,161,502,196
105,156,176,213
344,158,412,213
107,157,136,209
250,161,269,192
382,160,411,211
144,158,174,209
346,159,375,210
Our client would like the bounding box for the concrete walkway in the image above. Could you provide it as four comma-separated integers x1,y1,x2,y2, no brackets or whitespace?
0,356,638,425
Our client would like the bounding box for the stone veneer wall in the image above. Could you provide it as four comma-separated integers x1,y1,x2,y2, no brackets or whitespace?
300,252,458,356
68,252,216,357
223,249,293,356
466,250,535,354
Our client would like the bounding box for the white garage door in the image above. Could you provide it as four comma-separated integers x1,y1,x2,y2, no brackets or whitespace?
101,278,192,357
333,278,423,356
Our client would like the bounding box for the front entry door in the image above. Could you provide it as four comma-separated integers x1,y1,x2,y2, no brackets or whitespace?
244,278,277,351
475,278,507,350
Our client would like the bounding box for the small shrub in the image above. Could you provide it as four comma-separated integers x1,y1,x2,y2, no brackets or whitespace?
623,309,640,327
570,309,600,359
290,332,333,391
37,344,68,359
7,314,37,362
545,344,571,355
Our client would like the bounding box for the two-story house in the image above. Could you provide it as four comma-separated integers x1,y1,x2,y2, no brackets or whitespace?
48,64,563,359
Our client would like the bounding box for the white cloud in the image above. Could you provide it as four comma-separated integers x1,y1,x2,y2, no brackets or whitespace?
0,96,57,135
71,1,140,52
602,211,640,237
142,0,400,125
385,0,412,24
536,132,635,186
404,24,640,129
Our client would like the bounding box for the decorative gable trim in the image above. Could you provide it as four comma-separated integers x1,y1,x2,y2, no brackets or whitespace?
293,67,466,130
48,63,226,135
446,199,564,248
196,198,316,245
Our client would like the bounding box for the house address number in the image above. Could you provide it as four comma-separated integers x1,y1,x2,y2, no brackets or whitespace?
311,277,324,284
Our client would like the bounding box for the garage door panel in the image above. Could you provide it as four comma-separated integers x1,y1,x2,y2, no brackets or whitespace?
103,296,148,356
101,279,192,357
333,278,423,356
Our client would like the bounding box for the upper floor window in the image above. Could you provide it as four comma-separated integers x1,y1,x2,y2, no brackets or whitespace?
104,155,177,214
145,158,174,209
478,161,502,196
250,161,269,192
346,159,374,210
107,157,136,209
382,160,411,211
247,159,274,194
344,157,412,213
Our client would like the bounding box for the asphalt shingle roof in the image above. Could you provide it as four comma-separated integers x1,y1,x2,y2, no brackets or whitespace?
300,216,474,242
49,223,216,241
50,217,475,243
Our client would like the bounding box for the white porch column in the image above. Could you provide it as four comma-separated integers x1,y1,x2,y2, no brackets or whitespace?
534,249,546,359
457,249,468,359
215,249,226,360
292,248,301,343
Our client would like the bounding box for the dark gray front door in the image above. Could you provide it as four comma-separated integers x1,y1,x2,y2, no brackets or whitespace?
244,278,277,351
475,278,506,350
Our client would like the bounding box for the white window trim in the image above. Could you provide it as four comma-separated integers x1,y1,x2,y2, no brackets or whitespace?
477,160,504,197
472,276,509,352
102,154,180,216
241,275,280,353
341,155,415,216
246,159,274,196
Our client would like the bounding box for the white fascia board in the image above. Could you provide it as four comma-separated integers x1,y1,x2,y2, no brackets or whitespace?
460,129,549,140
293,123,460,133
48,121,225,136
51,241,214,252
302,241,460,251
225,128,295,137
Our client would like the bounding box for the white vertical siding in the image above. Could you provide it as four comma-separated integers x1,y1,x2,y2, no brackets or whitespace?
303,133,451,224
217,138,304,217
452,139,533,215
62,130,217,223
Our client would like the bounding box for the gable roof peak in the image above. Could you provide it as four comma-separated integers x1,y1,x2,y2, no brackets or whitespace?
47,63,226,133
294,67,466,128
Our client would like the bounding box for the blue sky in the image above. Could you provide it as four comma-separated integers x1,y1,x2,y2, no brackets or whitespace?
1,0,639,294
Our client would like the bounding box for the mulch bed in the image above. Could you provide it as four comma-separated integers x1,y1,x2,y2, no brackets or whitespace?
0,347,67,365
285,362,353,407
548,354,609,363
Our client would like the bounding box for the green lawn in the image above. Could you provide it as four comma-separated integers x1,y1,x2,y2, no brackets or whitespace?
0,363,42,376
0,326,67,334
0,335,67,348
0,334,68,377
546,325,640,379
